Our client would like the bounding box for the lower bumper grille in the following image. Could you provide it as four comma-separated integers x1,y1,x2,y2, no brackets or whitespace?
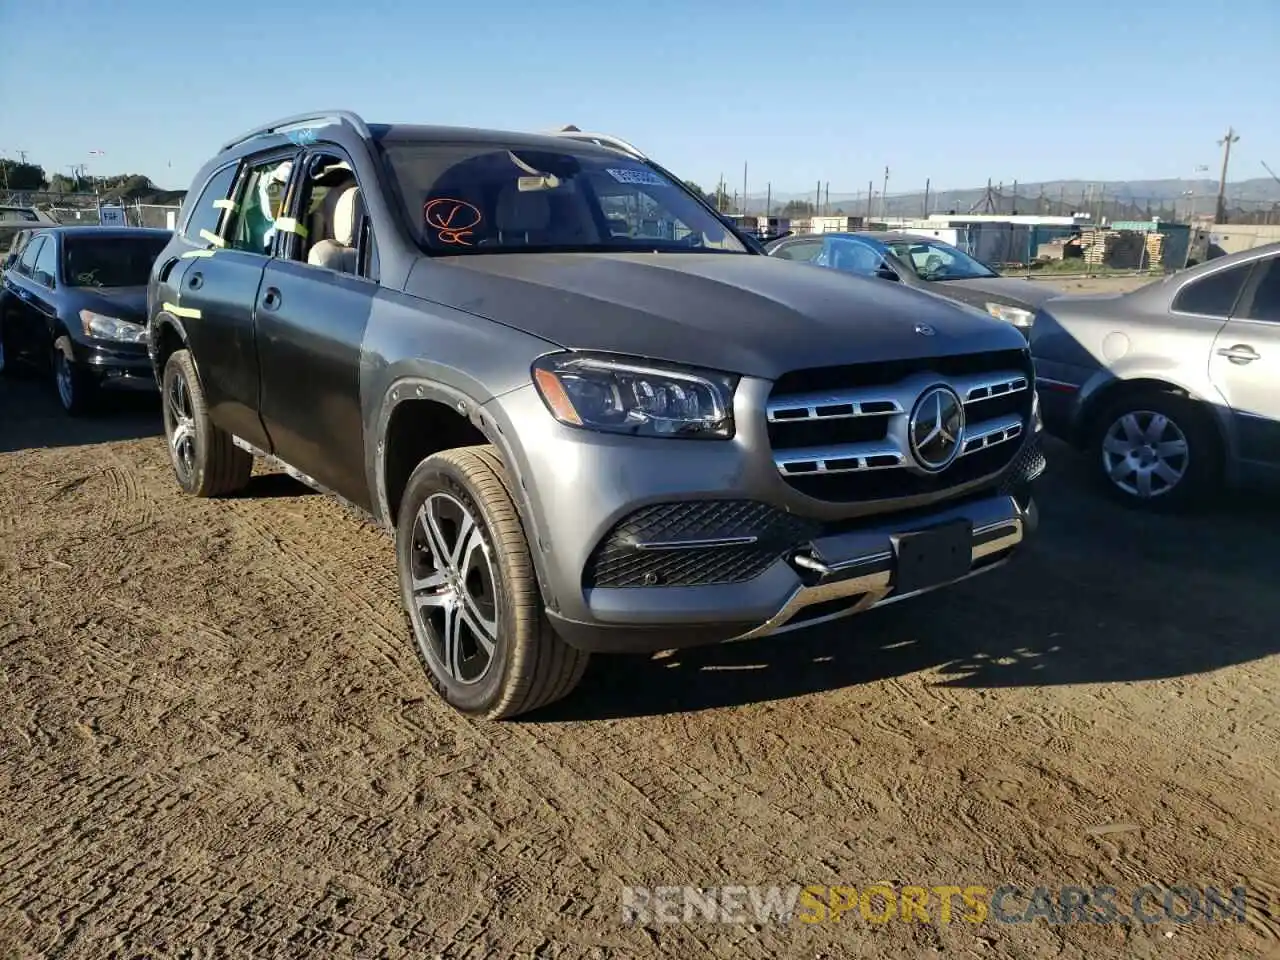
584,500,818,588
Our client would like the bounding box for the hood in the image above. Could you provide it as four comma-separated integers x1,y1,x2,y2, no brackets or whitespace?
927,275,1062,310
405,253,1026,380
69,285,148,322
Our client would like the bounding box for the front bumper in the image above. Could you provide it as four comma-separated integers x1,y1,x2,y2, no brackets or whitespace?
547,489,1035,652
483,379,1042,655
69,337,155,390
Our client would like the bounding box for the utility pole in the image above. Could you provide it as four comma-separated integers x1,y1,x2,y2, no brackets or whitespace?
742,161,748,217
824,181,829,216
881,166,889,219
923,178,930,217
1011,179,1018,214
866,180,874,222
1215,127,1239,224
765,182,771,218
815,180,821,218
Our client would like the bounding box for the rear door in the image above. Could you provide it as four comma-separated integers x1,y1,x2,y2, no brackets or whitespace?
254,145,379,506
177,150,300,450
1209,252,1280,473
5,234,48,360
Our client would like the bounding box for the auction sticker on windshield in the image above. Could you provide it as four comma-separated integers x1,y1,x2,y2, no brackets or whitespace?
606,168,669,187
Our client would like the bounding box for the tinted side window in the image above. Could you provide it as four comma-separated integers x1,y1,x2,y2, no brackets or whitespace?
182,165,239,247
1241,257,1280,323
1172,262,1252,316
772,240,823,262
16,236,44,275
33,236,58,286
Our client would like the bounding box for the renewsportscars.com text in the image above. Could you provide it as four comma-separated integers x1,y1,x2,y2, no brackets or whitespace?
620,883,1251,926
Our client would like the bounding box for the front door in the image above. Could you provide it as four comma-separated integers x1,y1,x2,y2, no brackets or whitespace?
1209,253,1280,473
254,147,377,506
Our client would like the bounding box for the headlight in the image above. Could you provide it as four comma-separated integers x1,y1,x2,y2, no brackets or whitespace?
985,302,1035,328
80,310,148,344
531,353,737,439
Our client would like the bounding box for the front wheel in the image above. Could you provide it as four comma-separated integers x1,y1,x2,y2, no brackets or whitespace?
396,445,588,719
1090,391,1220,510
161,349,253,497
52,338,96,416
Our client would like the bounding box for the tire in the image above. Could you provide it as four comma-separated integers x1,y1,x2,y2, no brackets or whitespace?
161,349,253,497
52,337,97,416
396,444,588,719
1089,390,1220,511
0,313,19,378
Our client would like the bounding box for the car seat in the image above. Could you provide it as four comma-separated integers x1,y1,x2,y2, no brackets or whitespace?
494,185,551,246
307,186,362,273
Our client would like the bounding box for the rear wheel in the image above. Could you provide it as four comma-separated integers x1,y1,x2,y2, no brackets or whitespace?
161,349,253,496
396,445,588,719
1090,391,1220,511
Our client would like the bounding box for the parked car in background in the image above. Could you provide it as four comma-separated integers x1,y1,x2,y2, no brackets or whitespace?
2,206,60,272
148,111,1044,720
0,226,172,413
1031,242,1280,509
766,231,1060,335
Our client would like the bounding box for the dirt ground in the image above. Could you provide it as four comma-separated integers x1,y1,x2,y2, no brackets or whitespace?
2,336,1278,959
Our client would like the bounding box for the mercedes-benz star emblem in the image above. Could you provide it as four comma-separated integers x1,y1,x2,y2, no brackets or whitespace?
909,386,964,472
914,322,936,336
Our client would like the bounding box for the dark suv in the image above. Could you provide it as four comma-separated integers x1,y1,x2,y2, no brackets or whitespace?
148,111,1044,719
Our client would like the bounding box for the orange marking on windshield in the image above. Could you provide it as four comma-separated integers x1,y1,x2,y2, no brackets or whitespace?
425,198,482,246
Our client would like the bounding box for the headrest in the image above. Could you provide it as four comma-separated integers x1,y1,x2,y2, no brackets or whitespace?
495,185,550,235
333,186,362,246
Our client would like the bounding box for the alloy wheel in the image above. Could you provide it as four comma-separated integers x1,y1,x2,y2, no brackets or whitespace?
408,491,499,684
54,353,74,409
1101,409,1190,499
164,368,197,484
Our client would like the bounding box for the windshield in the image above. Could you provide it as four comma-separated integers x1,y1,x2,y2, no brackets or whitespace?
884,239,996,281
62,234,170,287
383,140,747,255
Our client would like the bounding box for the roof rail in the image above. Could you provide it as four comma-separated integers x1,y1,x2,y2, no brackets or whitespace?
220,110,371,153
548,128,648,161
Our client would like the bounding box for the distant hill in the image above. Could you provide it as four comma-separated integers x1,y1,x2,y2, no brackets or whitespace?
752,177,1280,219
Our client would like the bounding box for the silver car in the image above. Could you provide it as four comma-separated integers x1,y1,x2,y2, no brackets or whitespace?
1031,242,1280,508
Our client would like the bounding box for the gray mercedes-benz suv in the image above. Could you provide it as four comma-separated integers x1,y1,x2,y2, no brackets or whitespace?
148,112,1044,718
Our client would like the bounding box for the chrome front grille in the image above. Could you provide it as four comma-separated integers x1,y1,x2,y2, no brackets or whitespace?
767,352,1034,503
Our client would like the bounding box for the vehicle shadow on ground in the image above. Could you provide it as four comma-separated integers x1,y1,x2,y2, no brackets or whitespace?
540,444,1280,721
235,472,321,499
0,376,161,454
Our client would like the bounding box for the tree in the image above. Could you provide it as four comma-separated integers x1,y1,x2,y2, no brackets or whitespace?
780,199,815,217
683,180,718,208
0,160,49,191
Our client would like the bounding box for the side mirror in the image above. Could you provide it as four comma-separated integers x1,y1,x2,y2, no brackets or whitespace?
876,265,900,281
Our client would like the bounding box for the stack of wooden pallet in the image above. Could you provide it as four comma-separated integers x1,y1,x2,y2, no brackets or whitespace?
1144,232,1165,269
1081,229,1149,269
1080,229,1118,266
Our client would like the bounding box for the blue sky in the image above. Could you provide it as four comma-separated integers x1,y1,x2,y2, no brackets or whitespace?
2,0,1277,197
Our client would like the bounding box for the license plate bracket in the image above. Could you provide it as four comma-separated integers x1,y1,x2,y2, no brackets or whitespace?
891,519,974,595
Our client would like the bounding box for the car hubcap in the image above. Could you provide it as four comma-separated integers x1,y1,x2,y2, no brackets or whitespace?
1102,410,1189,498
165,370,197,482
55,354,73,408
408,492,498,684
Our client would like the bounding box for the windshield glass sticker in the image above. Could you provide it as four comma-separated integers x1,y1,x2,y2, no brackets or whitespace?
424,198,482,246
606,168,669,187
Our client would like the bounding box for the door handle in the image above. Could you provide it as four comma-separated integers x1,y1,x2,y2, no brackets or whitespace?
261,287,281,310
1217,343,1260,365
16,288,31,300
188,272,204,290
